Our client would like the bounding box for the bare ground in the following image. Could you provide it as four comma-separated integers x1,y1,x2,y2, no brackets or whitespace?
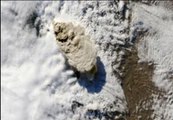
119,36,163,120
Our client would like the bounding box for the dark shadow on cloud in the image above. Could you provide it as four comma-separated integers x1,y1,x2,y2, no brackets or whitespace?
78,56,106,93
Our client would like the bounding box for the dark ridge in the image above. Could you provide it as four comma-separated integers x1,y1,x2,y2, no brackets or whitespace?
9,8,18,16
25,11,41,36
71,101,84,113
25,11,38,28
58,0,64,12
85,109,126,120
35,19,41,37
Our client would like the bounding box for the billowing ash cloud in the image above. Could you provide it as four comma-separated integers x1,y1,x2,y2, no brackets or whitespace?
53,21,97,79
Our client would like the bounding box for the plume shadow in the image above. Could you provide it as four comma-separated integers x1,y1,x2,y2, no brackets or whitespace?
78,57,106,93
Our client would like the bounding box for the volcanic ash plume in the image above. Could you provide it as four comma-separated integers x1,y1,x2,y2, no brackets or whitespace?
53,22,97,79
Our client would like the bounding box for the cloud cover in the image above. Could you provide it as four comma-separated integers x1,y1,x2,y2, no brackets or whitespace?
1,1,128,120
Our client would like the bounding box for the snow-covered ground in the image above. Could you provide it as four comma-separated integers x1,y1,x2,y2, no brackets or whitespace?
131,2,173,120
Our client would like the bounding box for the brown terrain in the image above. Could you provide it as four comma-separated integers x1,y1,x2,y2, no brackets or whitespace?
119,34,164,120
117,2,166,119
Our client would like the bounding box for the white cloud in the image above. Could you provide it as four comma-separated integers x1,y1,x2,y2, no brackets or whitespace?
1,1,127,120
